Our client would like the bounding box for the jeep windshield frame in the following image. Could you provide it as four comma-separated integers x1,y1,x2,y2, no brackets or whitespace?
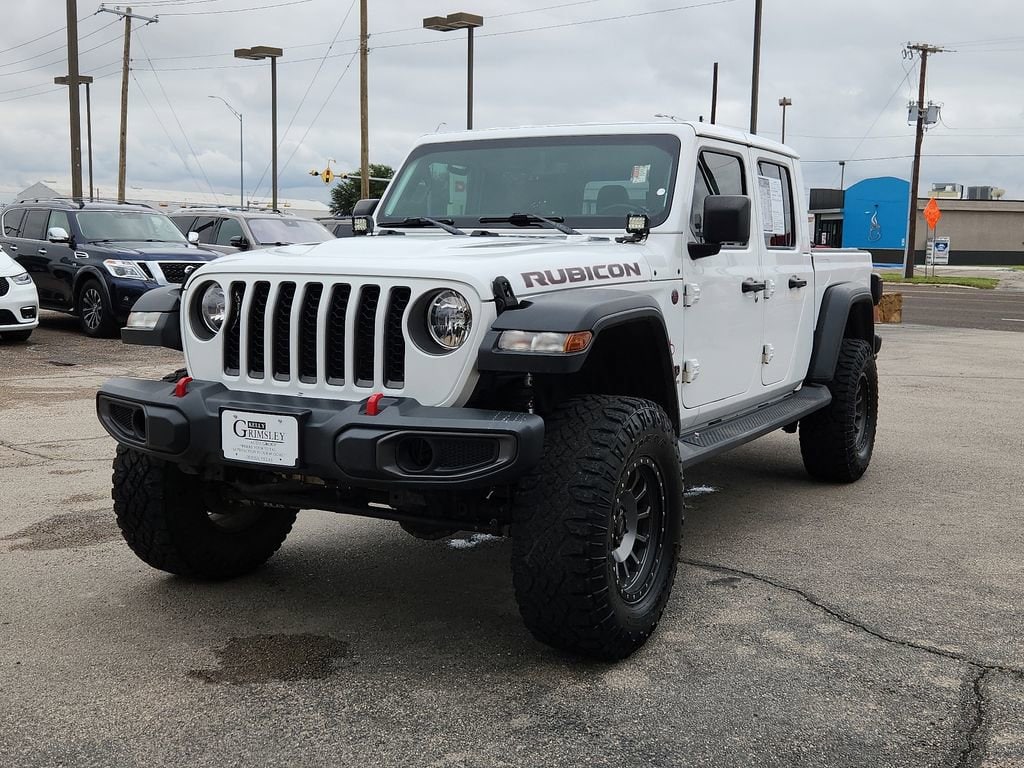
380,134,681,231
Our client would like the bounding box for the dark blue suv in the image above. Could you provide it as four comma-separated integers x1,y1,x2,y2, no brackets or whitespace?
0,199,221,336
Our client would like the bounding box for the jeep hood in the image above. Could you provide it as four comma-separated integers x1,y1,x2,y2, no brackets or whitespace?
189,234,654,299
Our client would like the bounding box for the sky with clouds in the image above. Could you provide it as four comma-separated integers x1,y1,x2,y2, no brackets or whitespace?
1,0,1021,205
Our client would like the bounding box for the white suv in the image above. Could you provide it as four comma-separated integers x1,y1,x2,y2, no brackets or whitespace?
0,249,39,342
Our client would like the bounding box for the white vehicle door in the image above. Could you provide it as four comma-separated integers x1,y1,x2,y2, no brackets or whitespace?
755,157,814,387
680,144,764,411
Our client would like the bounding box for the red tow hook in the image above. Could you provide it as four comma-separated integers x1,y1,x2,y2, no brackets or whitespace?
365,392,384,416
173,376,194,398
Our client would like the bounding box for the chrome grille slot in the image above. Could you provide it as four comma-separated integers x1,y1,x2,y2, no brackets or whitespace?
298,283,323,384
247,281,271,378
223,282,245,376
325,284,352,385
384,287,411,388
354,285,381,387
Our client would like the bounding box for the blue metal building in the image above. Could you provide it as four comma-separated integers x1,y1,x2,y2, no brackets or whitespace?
841,176,909,258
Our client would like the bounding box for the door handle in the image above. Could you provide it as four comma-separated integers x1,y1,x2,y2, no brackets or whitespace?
742,278,767,293
788,276,808,289
8,244,17,251
37,248,47,255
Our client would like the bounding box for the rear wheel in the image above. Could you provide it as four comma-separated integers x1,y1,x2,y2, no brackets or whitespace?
510,396,684,660
800,338,878,482
112,446,297,579
77,278,116,337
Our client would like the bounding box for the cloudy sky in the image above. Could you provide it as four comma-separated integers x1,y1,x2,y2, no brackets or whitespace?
1,0,1021,205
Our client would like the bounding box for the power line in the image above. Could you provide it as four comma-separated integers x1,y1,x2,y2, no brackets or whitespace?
0,29,127,78
0,18,119,69
158,0,312,15
0,12,99,57
250,0,358,200
130,70,208,194
135,30,218,197
805,153,1024,163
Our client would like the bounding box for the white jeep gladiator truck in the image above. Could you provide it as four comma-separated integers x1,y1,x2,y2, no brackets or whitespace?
97,122,881,659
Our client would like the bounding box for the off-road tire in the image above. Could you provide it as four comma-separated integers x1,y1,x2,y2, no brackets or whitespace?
112,446,297,579
510,396,684,660
1,329,32,342
799,338,878,482
77,278,116,338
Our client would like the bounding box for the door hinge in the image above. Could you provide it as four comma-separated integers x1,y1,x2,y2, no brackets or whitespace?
682,359,701,383
682,282,701,307
762,344,775,365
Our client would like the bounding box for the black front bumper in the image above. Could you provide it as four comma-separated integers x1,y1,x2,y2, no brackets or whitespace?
96,378,545,490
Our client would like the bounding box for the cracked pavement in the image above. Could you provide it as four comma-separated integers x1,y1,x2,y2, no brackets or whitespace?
1,312,1022,767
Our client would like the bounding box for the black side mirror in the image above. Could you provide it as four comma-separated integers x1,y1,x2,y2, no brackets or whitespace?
688,195,751,259
229,235,250,250
352,198,379,217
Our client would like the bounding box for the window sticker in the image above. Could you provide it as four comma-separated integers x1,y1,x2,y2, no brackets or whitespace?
631,164,650,184
757,175,786,234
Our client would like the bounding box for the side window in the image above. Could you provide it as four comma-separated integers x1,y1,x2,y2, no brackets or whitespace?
690,150,746,242
757,160,796,248
191,216,218,244
215,217,244,245
20,209,49,241
169,216,193,235
3,208,25,237
47,210,70,237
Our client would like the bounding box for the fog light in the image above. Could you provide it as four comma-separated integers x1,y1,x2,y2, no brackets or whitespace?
127,311,162,330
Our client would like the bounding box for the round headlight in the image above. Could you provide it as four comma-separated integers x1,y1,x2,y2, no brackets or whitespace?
199,283,226,334
427,289,472,350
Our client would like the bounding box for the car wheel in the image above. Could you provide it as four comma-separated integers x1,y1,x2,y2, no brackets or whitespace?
799,338,879,482
510,395,684,660
77,279,116,338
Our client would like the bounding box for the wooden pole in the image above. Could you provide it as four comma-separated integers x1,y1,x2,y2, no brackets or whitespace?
359,0,369,200
66,0,84,199
117,8,132,203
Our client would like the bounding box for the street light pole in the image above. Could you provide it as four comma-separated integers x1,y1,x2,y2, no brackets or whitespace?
750,0,763,134
55,74,94,200
234,46,283,210
778,96,792,143
209,96,244,209
838,160,846,190
423,12,484,130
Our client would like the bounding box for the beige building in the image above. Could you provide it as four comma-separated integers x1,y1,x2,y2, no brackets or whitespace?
912,198,1024,266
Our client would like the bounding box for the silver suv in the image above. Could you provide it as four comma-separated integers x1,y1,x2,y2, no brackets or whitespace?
168,207,334,254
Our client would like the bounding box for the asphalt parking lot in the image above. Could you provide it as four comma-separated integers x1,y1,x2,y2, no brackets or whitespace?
1,313,1022,767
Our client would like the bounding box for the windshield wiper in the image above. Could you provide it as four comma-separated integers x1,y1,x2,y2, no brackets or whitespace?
377,216,466,236
478,213,579,235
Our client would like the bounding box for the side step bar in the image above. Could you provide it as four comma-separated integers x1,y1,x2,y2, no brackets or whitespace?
678,385,831,468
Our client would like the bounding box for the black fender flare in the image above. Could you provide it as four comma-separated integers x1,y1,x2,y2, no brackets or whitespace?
477,288,672,375
806,282,875,383
72,267,113,310
119,285,183,350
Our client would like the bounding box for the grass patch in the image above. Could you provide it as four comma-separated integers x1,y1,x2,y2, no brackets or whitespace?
880,273,999,289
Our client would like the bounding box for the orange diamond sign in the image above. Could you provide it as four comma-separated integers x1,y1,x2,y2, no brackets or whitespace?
923,197,942,229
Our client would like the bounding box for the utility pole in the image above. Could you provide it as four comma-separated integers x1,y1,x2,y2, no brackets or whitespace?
778,96,792,143
750,0,762,134
65,0,84,199
903,42,946,278
359,0,370,200
711,61,719,124
99,6,158,203
55,74,94,200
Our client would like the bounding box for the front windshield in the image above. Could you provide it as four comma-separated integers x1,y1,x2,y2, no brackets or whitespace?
381,134,680,230
76,211,188,243
248,218,334,245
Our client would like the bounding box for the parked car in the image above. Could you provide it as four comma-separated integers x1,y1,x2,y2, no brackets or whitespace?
316,216,355,238
98,121,882,660
0,199,220,337
168,207,335,254
0,248,39,342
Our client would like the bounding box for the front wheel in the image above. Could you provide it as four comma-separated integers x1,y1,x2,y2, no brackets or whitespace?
112,446,297,579
77,278,116,337
510,396,684,660
799,338,878,482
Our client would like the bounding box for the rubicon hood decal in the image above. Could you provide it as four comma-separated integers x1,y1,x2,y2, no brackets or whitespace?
521,262,642,288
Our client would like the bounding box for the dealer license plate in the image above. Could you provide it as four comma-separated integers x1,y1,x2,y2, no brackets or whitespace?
221,409,299,467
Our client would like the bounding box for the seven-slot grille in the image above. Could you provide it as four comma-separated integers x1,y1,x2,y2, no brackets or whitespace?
222,280,413,390
159,262,206,284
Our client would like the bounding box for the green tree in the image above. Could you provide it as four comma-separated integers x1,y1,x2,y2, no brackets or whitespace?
329,163,395,215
